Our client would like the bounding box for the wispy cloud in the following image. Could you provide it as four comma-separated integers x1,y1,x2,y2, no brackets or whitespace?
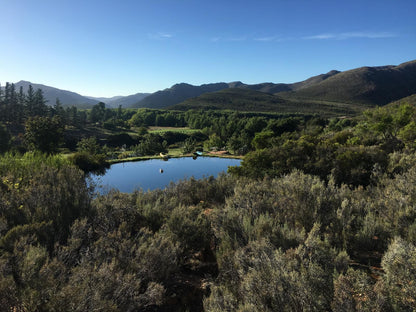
303,31,397,40
254,36,278,42
211,36,247,42
229,36,247,42
148,32,173,40
211,35,288,43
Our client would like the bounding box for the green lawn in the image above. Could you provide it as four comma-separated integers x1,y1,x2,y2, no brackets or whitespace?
147,126,199,134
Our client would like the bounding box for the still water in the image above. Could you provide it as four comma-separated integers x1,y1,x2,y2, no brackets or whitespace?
91,156,241,193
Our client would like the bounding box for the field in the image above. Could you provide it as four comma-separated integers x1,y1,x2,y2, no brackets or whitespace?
147,126,200,134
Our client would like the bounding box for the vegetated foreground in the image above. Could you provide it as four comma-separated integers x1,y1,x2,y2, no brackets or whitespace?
1,149,416,311
2,83,416,310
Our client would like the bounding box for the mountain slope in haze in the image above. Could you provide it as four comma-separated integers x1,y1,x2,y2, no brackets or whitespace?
280,60,416,105
9,81,150,108
231,70,341,94
87,93,150,108
14,81,99,108
107,93,151,108
87,95,124,103
133,82,230,109
228,81,292,93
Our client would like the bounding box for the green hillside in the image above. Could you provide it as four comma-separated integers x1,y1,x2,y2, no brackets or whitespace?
387,93,416,107
170,88,371,116
280,60,416,105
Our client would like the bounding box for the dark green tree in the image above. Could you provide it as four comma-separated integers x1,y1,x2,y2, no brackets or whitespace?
52,98,66,122
0,122,11,153
89,102,106,124
24,116,64,153
24,85,36,117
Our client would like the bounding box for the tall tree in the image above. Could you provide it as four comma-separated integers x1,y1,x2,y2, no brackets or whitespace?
25,84,36,117
24,116,64,153
89,102,106,125
0,122,11,153
7,83,20,123
0,83,3,119
16,86,25,123
52,98,67,123
33,88,48,116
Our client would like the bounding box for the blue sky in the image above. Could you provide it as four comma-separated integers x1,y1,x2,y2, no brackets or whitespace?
1,0,415,97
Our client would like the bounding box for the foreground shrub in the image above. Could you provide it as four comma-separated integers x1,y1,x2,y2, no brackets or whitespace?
69,152,108,172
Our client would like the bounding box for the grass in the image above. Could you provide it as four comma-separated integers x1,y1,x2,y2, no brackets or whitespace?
148,126,199,134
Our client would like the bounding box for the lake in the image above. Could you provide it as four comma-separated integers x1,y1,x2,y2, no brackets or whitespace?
91,156,241,193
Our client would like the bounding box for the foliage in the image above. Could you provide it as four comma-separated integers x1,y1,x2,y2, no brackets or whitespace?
3,91,416,310
24,116,64,153
182,137,197,153
69,152,108,172
133,133,167,156
0,122,11,153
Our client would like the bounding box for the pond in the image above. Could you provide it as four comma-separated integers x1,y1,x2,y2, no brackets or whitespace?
90,156,241,193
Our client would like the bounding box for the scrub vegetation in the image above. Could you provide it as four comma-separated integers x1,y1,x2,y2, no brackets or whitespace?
1,83,416,311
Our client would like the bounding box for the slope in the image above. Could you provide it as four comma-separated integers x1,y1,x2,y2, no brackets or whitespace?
280,60,416,105
170,88,361,116
133,70,340,109
133,82,229,109
14,81,99,107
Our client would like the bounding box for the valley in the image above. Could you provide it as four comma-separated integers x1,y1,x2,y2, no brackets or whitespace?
1,59,416,311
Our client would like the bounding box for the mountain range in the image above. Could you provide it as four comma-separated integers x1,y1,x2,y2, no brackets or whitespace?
6,60,416,114
5,81,150,109
131,70,342,109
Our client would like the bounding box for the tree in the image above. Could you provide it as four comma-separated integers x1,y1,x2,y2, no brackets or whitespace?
133,133,167,156
252,130,274,150
33,88,48,116
77,136,102,155
25,85,36,117
182,137,196,153
204,134,224,151
89,102,106,124
52,98,66,122
0,123,11,153
24,116,64,153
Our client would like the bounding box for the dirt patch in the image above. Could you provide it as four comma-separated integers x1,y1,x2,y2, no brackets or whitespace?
208,150,229,155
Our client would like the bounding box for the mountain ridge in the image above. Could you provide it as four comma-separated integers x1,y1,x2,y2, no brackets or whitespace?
3,81,151,109
279,60,416,105
131,69,341,108
13,81,98,108
5,60,416,112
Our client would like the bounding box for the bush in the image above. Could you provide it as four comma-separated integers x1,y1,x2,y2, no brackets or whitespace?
69,152,108,172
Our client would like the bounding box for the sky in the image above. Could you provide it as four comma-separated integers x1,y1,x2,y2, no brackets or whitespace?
1,0,415,97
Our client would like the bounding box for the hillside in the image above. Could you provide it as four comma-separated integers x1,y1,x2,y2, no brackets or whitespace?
280,60,416,105
7,60,416,113
105,92,150,108
13,81,99,108
4,81,151,109
137,60,416,111
170,88,284,111
134,70,341,109
169,88,363,116
133,82,230,109
387,93,416,107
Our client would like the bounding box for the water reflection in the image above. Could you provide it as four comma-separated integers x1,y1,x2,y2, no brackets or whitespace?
90,156,241,193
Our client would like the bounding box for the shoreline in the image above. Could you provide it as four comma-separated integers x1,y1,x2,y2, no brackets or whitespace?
107,153,243,165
